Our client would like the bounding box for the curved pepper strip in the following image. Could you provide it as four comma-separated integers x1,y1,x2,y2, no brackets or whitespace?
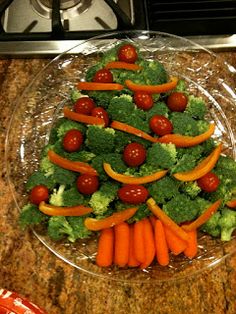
48,150,98,176
63,106,105,126
226,199,236,208
77,81,124,91
157,123,215,147
125,77,178,93
84,207,138,231
39,201,93,216
103,162,167,184
105,61,142,71
173,143,222,181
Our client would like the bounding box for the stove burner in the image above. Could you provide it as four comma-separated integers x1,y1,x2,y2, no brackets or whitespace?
30,0,92,19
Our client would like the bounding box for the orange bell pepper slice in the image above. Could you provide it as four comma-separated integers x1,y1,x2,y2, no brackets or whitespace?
125,77,178,93
77,81,123,91
39,201,92,216
105,61,142,71
48,150,98,176
63,106,105,126
173,143,222,181
84,207,138,231
157,123,215,147
103,162,167,184
226,199,236,208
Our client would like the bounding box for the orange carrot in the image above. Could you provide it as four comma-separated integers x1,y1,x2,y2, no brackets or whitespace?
125,77,178,93
110,120,158,143
63,106,104,126
226,199,236,208
38,201,92,216
96,228,114,267
48,149,98,176
149,215,157,229
140,218,156,269
182,199,222,232
105,61,142,71
184,229,198,259
128,224,140,267
173,143,222,181
154,220,169,266
157,123,215,148
164,226,187,255
84,207,138,231
146,198,189,241
103,162,167,184
77,81,123,91
114,222,130,267
133,219,146,263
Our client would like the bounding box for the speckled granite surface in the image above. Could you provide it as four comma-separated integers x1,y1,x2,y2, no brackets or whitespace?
0,55,236,314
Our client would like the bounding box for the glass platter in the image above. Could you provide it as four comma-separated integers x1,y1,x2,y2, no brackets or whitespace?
5,30,236,283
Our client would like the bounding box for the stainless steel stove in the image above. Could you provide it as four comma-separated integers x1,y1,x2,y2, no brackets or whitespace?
1,0,236,56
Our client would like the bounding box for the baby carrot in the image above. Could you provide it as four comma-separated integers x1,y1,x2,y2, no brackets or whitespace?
140,218,156,269
133,219,146,263
155,220,170,266
184,229,198,259
149,215,157,229
164,226,187,255
128,224,140,267
96,228,114,267
114,222,130,267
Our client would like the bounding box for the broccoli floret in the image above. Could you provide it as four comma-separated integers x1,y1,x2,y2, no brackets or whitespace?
176,145,204,160
170,112,200,136
107,94,149,132
180,181,201,199
146,102,169,120
201,211,221,237
148,176,180,204
218,208,236,241
88,90,121,108
171,154,197,174
185,95,207,119
67,216,92,239
19,203,48,229
56,118,86,139
146,143,177,169
162,194,199,224
137,60,168,85
85,125,115,154
49,185,84,207
70,89,84,103
25,170,55,191
89,182,119,216
47,216,74,242
128,204,151,223
63,150,96,162
174,79,187,92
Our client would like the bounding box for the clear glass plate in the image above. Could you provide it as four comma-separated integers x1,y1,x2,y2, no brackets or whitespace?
5,30,236,283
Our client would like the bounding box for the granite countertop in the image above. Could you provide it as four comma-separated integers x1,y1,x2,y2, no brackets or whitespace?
0,55,236,314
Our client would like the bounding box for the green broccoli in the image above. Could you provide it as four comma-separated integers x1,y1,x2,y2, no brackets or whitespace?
201,211,221,237
218,208,236,241
70,90,84,103
148,176,180,204
89,182,119,216
180,181,201,199
67,216,92,239
137,59,168,85
145,102,169,121
146,143,177,169
47,216,76,242
171,154,197,174
63,150,96,162
170,112,200,136
19,203,48,229
25,170,55,191
162,194,199,224
185,95,207,119
87,90,121,108
49,185,84,207
174,79,187,92
114,130,151,153
85,125,115,154
56,118,86,138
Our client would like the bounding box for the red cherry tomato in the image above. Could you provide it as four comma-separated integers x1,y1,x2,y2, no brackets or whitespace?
123,142,146,167
91,107,109,127
93,68,113,83
197,172,220,193
30,185,49,205
149,114,173,136
118,44,138,63
76,174,99,195
133,91,154,110
118,184,148,204
167,92,188,112
63,129,83,152
74,97,95,115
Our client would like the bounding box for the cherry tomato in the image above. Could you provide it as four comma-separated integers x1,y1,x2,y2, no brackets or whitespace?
74,97,95,115
167,92,188,112
63,129,83,152
123,142,146,167
76,174,99,195
149,114,173,136
30,185,49,205
91,107,109,127
197,172,220,193
133,91,154,111
118,44,138,63
118,184,148,204
93,68,113,83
